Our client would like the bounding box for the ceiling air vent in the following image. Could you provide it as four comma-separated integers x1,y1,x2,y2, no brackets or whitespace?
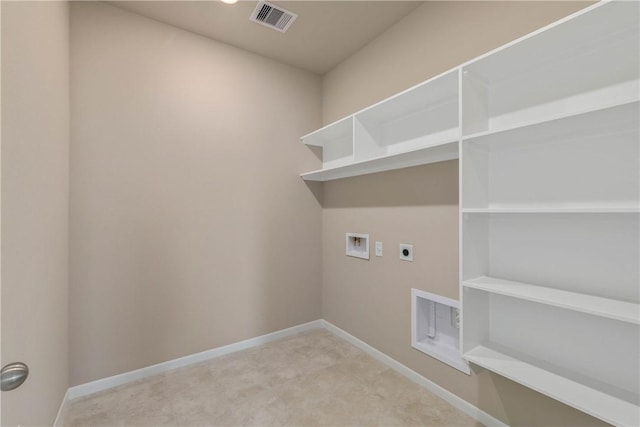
250,1,297,33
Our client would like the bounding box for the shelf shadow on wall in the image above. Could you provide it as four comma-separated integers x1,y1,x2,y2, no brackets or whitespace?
475,367,609,427
320,159,458,208
302,145,324,206
303,180,324,206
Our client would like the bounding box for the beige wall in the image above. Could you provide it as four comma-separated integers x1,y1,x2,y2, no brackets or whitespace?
69,2,322,385
1,1,70,425
321,1,607,426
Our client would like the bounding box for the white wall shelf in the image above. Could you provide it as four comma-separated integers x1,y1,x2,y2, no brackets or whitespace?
463,276,640,325
300,70,459,182
464,345,640,427
461,99,639,143
462,213,639,305
354,70,459,161
461,208,640,214
301,140,458,182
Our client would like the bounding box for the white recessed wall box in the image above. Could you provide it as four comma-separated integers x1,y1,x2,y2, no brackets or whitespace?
346,233,369,260
412,288,470,374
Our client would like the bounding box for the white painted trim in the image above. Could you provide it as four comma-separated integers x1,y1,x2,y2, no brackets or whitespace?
67,320,323,400
410,289,470,375
53,389,69,427
320,320,509,427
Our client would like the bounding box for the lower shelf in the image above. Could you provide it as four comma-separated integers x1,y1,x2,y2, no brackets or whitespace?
464,345,640,427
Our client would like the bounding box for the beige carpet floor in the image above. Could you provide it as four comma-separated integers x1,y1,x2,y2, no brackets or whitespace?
64,328,481,426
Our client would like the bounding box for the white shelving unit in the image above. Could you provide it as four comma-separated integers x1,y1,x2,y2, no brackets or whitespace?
459,2,640,426
300,2,640,424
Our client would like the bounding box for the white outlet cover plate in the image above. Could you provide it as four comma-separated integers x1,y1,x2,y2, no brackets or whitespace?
375,241,383,256
399,243,413,261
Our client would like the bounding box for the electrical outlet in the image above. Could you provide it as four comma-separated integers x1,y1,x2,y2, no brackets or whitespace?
399,243,413,261
375,241,383,256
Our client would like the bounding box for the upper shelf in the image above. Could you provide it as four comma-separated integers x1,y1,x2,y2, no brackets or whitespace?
461,1,639,135
354,70,459,161
463,276,640,325
300,70,459,181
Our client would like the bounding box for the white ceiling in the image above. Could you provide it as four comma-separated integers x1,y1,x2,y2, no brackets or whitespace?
106,1,422,74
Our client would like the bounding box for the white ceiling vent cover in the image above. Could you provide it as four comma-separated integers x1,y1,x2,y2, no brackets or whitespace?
250,1,297,33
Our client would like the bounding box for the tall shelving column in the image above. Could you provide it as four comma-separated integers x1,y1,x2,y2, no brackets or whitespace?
458,2,640,426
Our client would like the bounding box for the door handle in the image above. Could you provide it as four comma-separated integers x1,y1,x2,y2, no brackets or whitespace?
1,362,28,391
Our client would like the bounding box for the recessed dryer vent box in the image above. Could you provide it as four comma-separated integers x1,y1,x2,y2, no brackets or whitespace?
346,233,369,260
411,289,470,374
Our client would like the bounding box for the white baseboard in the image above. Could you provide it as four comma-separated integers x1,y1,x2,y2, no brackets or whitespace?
53,389,69,427
67,320,323,400
320,320,508,427
63,318,506,427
